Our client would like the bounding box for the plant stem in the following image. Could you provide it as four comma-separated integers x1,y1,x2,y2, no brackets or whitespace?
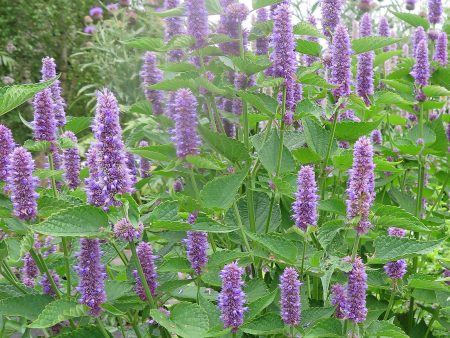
290,325,294,338
130,241,156,309
30,249,61,298
232,203,253,263
0,261,28,294
351,235,360,260
383,280,396,320
189,170,200,199
424,315,436,338
47,153,58,198
111,241,128,265
300,233,308,276
95,318,110,338
196,275,201,304
61,238,71,298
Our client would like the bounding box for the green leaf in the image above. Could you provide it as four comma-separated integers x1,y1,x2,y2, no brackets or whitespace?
293,22,324,38
392,11,430,29
105,280,132,302
373,236,445,261
206,0,222,15
129,100,152,115
23,139,50,152
302,307,336,328
374,205,430,232
197,77,227,95
246,289,278,320
159,257,192,273
166,35,195,51
33,205,109,237
366,321,408,338
207,250,248,268
231,55,271,75
129,144,176,162
241,313,284,335
374,50,403,67
53,325,106,338
29,300,88,328
304,318,342,337
0,294,53,320
381,79,413,94
246,232,297,263
65,116,92,134
252,0,283,10
334,120,382,142
0,78,57,116
185,155,225,170
422,85,450,97
375,91,413,106
292,147,322,164
238,90,272,116
150,303,209,338
124,37,165,50
319,200,346,215
256,131,296,174
150,78,197,91
200,166,249,210
352,36,404,54
303,117,337,158
159,62,197,73
296,39,322,56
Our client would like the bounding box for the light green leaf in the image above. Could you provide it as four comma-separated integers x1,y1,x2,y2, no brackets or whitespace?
302,307,336,328
166,35,195,51
296,39,322,56
231,55,271,75
303,117,337,159
54,325,109,338
128,144,176,162
65,116,92,134
23,139,50,152
392,11,430,29
238,90,272,116
365,321,408,338
153,6,184,18
246,232,297,263
256,131,296,174
186,155,226,170
246,289,278,320
241,313,284,335
125,37,165,50
373,236,445,261
252,0,283,10
304,318,342,337
352,37,404,54
0,294,52,320
207,250,248,268
334,120,382,142
374,205,430,232
159,257,192,273
293,22,324,38
129,100,152,115
422,85,450,97
150,78,197,91
29,300,88,328
374,50,403,67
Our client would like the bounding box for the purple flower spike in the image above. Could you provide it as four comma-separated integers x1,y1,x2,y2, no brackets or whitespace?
321,0,343,37
165,0,185,62
356,14,374,106
7,147,39,220
331,23,352,99
344,256,368,323
406,0,416,10
61,131,81,190
138,141,151,178
0,125,14,181
40,270,61,297
140,52,164,116
370,129,382,145
133,242,158,299
443,269,450,285
292,165,318,231
412,26,427,58
185,0,209,49
433,32,448,66
114,218,143,242
346,137,375,235
75,238,107,316
378,16,389,36
84,146,106,207
384,259,407,279
218,262,246,332
255,8,269,55
279,267,301,326
172,89,201,158
22,253,39,287
304,16,319,66
185,230,208,275
92,89,133,208
33,89,56,142
41,57,66,127
411,40,429,101
126,153,137,189
218,0,240,56
331,283,346,319
428,0,442,24
173,178,183,192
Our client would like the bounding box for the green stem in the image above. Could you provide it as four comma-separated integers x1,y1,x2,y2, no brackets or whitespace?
383,281,396,320
351,235,360,260
95,318,110,338
196,275,201,304
290,325,294,338
232,203,253,262
47,153,58,198
275,86,287,176
0,261,28,294
30,249,61,298
300,233,308,276
189,170,200,199
61,238,71,298
111,241,128,265
424,315,436,338
130,241,156,309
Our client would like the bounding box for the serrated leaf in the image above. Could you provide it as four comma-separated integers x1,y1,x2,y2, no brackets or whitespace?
33,205,109,237
159,257,192,273
422,85,450,97
128,144,176,162
296,39,322,56
392,11,430,29
241,313,284,335
23,139,50,152
166,35,195,51
304,318,342,337
29,300,88,328
302,307,336,327
0,294,52,320
230,55,271,75
293,21,324,38
303,117,337,158
124,37,165,50
252,0,283,10
374,50,403,67
246,232,297,263
375,91,413,106
153,6,185,18
334,120,382,142
373,236,445,261
129,100,152,115
374,205,430,232
256,130,296,174
65,116,92,134
246,289,278,320
352,36,404,54
186,155,225,170
366,321,408,338
238,90,272,115
207,250,248,268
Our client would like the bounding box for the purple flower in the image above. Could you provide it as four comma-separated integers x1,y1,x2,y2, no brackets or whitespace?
61,131,81,189
106,3,119,12
0,125,14,181
338,109,361,122
443,269,450,285
92,89,133,208
344,256,367,323
255,8,269,55
113,218,143,242
412,26,427,58
75,238,107,316
411,40,429,101
217,1,248,56
433,32,448,66
356,14,374,106
133,242,158,300
33,89,56,142
84,146,105,207
218,262,246,332
402,43,409,57
370,129,382,145
428,0,442,24
40,270,61,297
165,0,185,62
346,137,375,235
406,0,416,10
22,253,39,287
321,0,343,37
138,141,151,178
140,52,164,116
84,25,96,34
331,283,346,319
232,73,254,115
292,165,318,231
7,147,38,220
89,7,103,19
171,89,201,158
126,153,137,189
384,259,407,279
378,16,389,37
279,267,301,326
304,16,319,66
416,137,424,145
185,230,208,275
173,178,183,192
185,0,209,49
331,23,352,99
41,57,66,127
187,211,198,224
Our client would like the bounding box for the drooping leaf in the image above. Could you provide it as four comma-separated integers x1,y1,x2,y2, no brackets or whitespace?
365,321,409,338
293,22,324,38
29,300,88,328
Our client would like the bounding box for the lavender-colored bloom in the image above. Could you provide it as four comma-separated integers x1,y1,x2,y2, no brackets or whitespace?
43,236,57,258
138,141,151,177
84,25,96,34
384,259,407,279
339,140,350,149
92,89,133,207
75,238,106,316
40,270,61,296
89,7,103,19
172,89,201,158
292,165,318,231
428,0,442,24
358,0,371,11
187,211,198,224
378,16,390,37
331,283,346,319
232,73,254,115
344,256,367,323
346,137,375,235
0,125,14,181
331,23,352,99
304,16,319,66
412,26,427,58
106,3,119,11
113,218,143,241
226,3,249,22
338,109,361,122
402,43,409,57
41,57,66,127
416,138,424,145
433,32,448,66
321,0,343,37
406,0,416,10
165,0,185,62
370,129,382,145
22,253,39,287
356,14,374,106
33,89,56,142
7,147,38,220
126,153,137,189
444,269,450,285
279,267,301,326
185,0,209,49
218,0,240,56
185,230,208,275
140,52,164,116
255,8,269,55
61,131,81,189
411,40,429,101
133,242,158,299
218,262,246,332
84,146,105,207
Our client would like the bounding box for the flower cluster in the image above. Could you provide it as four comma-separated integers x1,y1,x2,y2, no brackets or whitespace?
134,242,158,300
292,165,318,231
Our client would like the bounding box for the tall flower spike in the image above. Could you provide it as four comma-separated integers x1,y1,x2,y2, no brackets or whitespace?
113,218,143,242
75,238,107,316
218,1,249,56
22,253,39,287
138,141,151,178
292,165,318,231
406,0,416,10
0,125,14,181
185,0,209,49
412,26,427,58
41,57,66,127
304,16,319,66
140,52,164,116
133,242,158,299
279,267,301,326
384,259,407,279
344,256,368,323
218,262,246,332
356,13,374,106
433,32,448,66
411,39,429,101
428,0,442,24
370,129,382,145
61,131,81,189
84,145,105,207
321,0,343,37
232,73,254,115
92,89,132,208
172,89,201,158
331,284,346,319
33,89,56,142
346,137,375,235
126,153,137,189
7,147,38,220
185,230,208,275
255,8,269,55
165,0,185,62
378,16,391,52
330,23,352,99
